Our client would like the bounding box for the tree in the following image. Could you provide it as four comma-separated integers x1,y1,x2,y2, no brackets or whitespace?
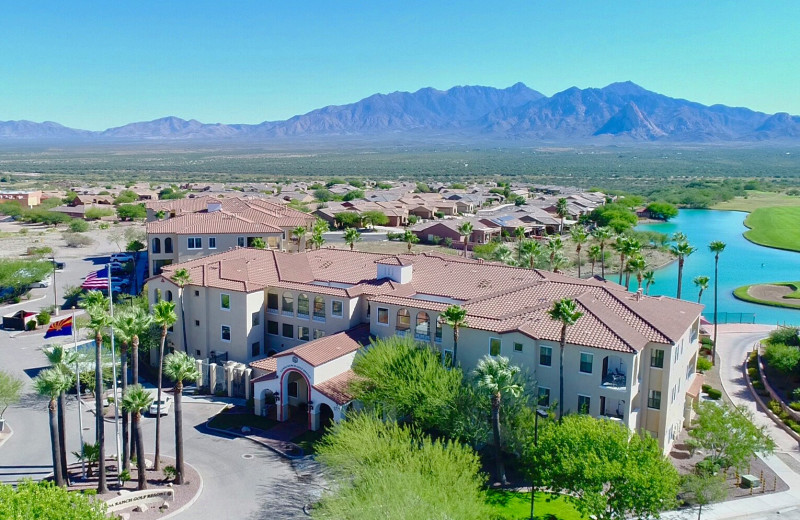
121,385,153,490
362,210,389,229
550,251,569,273
492,244,513,265
291,226,306,253
627,254,648,291
547,298,584,420
350,335,462,433
592,227,613,279
688,401,775,471
643,270,656,295
152,300,177,471
342,189,365,202
0,480,109,520
402,229,419,252
314,413,489,520
334,211,361,229
681,473,728,520
34,368,71,487
162,351,200,485
709,241,726,365
555,197,569,233
670,241,697,300
170,268,191,353
43,346,75,482
570,226,588,278
694,275,710,304
546,236,563,272
343,227,361,250
80,290,110,493
473,355,522,486
72,442,100,479
588,244,601,276
527,414,680,520
646,201,679,221
116,203,147,221
0,370,23,426
249,237,266,249
442,305,468,367
519,239,543,269
310,219,329,250
458,221,473,257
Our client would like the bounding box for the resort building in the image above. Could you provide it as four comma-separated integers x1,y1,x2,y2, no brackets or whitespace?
147,247,703,452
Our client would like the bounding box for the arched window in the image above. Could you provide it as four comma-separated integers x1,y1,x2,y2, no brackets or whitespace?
313,296,325,321
415,312,430,339
282,292,294,315
166,290,173,302
152,237,161,254
164,237,173,254
297,294,309,317
396,309,410,332
435,315,444,343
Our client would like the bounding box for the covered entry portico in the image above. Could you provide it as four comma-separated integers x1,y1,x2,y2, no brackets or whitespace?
251,325,369,431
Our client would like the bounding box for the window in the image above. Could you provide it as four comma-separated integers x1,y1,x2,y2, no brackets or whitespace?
648,390,662,410
514,342,523,352
267,320,279,335
208,237,216,249
332,300,343,318
297,294,309,317
267,291,279,312
196,349,201,357
538,387,551,407
377,307,389,325
282,323,294,338
313,296,325,321
188,237,202,249
251,312,260,326
577,395,591,414
237,236,245,247
220,293,230,310
194,290,199,297
415,312,430,339
165,290,173,302
314,329,326,340
152,237,161,254
396,309,410,331
194,320,200,327
540,346,552,366
580,353,593,374
251,342,260,357
221,325,231,342
489,338,501,356
282,292,294,315
298,326,310,341
164,237,173,254
288,381,298,398
650,349,664,369
435,316,443,343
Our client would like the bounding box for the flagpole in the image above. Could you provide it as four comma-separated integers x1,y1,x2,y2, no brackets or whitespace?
107,265,122,483
73,307,86,480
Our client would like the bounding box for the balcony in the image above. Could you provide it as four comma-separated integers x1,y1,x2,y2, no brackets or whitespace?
601,355,627,390
602,372,627,389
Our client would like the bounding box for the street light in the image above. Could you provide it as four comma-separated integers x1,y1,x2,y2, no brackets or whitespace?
51,256,59,316
530,408,549,520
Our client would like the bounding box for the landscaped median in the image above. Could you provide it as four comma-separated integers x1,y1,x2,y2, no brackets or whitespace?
743,206,800,252
733,281,800,310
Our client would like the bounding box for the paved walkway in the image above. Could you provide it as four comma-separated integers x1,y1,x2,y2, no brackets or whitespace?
664,324,800,520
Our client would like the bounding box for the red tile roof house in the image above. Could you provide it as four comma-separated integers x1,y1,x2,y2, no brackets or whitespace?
144,196,316,275
148,248,703,451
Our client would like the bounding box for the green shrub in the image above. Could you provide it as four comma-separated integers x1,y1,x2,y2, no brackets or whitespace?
701,337,714,346
765,342,800,374
752,380,765,391
701,384,712,394
68,219,89,232
162,465,177,481
26,320,37,331
767,327,800,347
767,400,783,415
789,402,800,412
36,311,50,327
444,237,454,248
747,366,758,379
791,388,800,401
697,357,712,373
705,387,722,400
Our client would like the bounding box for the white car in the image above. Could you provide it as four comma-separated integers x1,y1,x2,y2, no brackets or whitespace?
149,395,172,416
29,275,52,288
110,253,134,263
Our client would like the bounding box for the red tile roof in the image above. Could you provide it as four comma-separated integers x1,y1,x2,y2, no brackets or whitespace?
314,370,359,405
273,324,372,367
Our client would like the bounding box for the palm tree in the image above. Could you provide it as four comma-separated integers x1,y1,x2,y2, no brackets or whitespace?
441,305,467,367
473,355,523,486
670,241,697,300
458,221,473,257
311,219,329,250
402,229,419,252
622,238,642,289
170,268,191,354
555,197,569,233
627,254,648,291
592,227,613,279
709,241,726,365
72,442,100,479
570,227,588,278
551,251,569,273
519,239,543,269
113,305,153,470
694,275,710,304
546,236,564,272
152,300,177,471
80,289,110,493
514,227,525,263
672,231,687,243
43,345,75,482
291,226,306,253
34,368,71,487
612,235,629,285
547,298,584,421
588,245,602,276
121,385,153,491
643,270,656,295
343,227,361,251
163,352,200,485
493,244,514,265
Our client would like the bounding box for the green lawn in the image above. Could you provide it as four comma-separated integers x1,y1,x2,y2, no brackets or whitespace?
743,206,800,252
292,428,326,455
733,282,800,310
712,191,800,212
486,490,584,520
207,409,278,431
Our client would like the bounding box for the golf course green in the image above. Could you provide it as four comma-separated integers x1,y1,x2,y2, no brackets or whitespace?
743,206,800,252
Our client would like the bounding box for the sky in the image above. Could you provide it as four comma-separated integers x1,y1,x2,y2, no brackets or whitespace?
2,1,799,130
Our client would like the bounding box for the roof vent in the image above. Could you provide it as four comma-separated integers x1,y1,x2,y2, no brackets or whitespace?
207,201,222,213
635,288,643,301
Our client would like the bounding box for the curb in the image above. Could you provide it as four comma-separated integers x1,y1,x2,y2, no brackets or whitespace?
0,423,14,449
202,413,304,461
744,357,800,444
159,460,204,520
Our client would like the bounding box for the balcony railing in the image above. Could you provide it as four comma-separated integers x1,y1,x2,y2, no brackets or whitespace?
601,372,626,388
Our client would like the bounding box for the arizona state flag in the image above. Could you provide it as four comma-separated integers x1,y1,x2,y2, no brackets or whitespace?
44,316,73,339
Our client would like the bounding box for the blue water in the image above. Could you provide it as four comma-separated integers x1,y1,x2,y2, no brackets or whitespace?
636,209,800,326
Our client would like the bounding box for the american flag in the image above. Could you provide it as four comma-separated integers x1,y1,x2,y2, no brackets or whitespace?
81,267,110,290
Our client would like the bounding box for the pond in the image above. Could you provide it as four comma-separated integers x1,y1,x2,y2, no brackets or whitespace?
636,209,800,326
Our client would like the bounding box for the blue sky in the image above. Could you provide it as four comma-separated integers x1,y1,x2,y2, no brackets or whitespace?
2,1,798,130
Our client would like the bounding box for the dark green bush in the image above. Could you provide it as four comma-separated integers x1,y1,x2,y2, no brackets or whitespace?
26,320,37,331
764,342,800,374
705,387,722,400
697,357,712,373
767,327,800,347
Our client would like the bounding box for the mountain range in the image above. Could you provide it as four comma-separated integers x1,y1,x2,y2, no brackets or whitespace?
3,81,800,142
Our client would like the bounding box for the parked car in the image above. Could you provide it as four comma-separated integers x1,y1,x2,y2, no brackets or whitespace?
110,253,134,263
29,275,53,288
149,396,172,416
109,262,128,272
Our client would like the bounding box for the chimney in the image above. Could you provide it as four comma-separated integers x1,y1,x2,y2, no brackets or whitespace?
636,288,643,301
207,201,222,213
376,258,413,284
